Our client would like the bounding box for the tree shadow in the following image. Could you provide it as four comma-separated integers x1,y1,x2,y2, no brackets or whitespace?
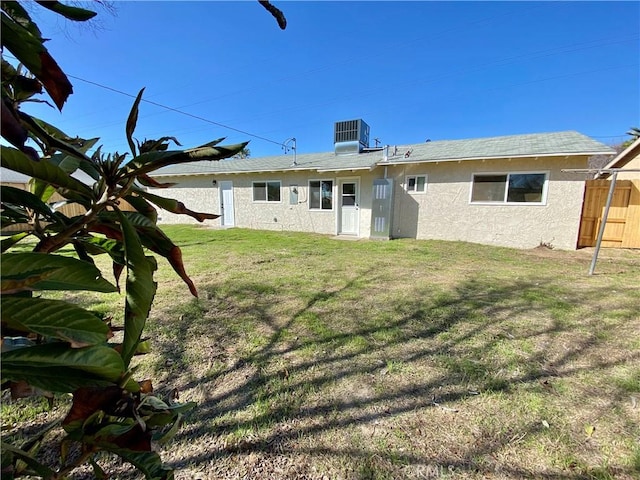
141,264,640,479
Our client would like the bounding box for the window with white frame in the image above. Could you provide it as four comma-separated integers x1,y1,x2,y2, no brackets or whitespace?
309,180,333,210
252,181,281,202
470,172,547,204
405,175,427,193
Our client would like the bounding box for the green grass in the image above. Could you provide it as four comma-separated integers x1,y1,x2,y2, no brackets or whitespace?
3,225,640,479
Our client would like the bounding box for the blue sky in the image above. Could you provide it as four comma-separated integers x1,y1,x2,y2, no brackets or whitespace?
22,1,640,158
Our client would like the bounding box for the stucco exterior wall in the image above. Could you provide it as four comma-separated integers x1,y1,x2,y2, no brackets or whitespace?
153,176,218,225
152,170,378,236
616,150,640,180
151,155,590,250
386,156,590,249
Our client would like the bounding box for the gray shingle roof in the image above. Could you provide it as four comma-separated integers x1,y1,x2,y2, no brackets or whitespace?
381,130,614,164
150,130,614,177
151,150,382,177
0,167,97,184
1,167,30,183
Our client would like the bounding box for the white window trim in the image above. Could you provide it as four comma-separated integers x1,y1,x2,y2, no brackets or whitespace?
469,171,549,205
308,178,335,211
252,180,282,203
404,174,428,194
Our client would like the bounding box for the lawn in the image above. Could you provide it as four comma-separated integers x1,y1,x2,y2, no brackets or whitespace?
3,225,640,479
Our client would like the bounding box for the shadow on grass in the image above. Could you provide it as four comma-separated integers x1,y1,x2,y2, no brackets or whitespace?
147,269,639,479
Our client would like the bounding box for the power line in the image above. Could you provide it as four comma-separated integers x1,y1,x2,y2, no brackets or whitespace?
57,73,286,148
65,74,285,147
2,53,284,146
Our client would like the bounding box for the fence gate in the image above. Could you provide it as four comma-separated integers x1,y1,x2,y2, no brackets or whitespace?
578,179,640,248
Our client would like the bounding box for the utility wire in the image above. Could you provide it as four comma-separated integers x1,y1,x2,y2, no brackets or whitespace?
65,74,287,148
3,52,286,147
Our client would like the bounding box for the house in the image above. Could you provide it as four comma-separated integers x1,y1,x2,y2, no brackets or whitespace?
576,137,640,248
598,137,640,180
147,123,615,250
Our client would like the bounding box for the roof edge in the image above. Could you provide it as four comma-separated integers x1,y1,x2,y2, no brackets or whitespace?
602,137,640,172
378,150,614,165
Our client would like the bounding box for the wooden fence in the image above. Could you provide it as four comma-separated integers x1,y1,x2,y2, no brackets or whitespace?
2,183,135,234
578,179,640,248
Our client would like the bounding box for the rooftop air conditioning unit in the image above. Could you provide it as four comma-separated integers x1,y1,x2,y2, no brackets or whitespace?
334,119,370,155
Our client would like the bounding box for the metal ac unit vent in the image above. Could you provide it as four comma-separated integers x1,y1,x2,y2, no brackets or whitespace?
334,119,370,154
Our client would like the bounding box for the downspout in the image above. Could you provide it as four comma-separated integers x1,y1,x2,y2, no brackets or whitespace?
383,146,389,178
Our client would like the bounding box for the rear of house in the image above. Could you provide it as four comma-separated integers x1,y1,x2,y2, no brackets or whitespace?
148,125,614,250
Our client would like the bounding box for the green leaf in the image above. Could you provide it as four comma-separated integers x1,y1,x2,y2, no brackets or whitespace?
0,442,55,478
1,231,30,253
118,210,157,367
1,253,117,293
121,141,249,178
2,297,111,348
1,343,125,392
96,211,198,296
134,173,176,189
152,414,182,444
123,194,158,222
192,137,226,149
0,204,29,224
1,185,55,220
137,136,182,154
102,448,173,480
90,457,108,479
0,13,72,110
1,146,93,197
20,114,100,181
126,88,145,158
1,1,43,39
34,1,97,21
136,226,198,297
135,188,219,223
101,211,156,230
1,267,60,294
78,235,126,265
30,180,57,203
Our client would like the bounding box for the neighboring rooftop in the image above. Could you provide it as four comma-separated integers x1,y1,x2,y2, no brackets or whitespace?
602,137,640,171
0,168,31,183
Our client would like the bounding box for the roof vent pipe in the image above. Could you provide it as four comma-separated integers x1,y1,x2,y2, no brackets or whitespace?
384,145,389,162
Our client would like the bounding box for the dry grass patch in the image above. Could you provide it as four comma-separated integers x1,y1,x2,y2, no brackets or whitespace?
3,226,639,479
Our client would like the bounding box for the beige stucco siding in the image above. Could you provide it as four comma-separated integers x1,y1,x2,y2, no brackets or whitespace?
151,155,590,249
151,170,377,236
152,176,218,225
616,150,639,180
386,156,589,249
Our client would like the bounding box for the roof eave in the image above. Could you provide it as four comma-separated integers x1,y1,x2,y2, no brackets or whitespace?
151,164,377,177
316,165,378,173
377,150,614,165
602,137,640,171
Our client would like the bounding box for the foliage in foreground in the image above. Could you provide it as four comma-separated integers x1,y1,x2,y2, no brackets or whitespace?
0,1,281,477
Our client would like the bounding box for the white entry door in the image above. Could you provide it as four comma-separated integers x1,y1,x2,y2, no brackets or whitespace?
338,178,359,235
219,181,235,227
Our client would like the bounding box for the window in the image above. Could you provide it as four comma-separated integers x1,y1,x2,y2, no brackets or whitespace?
309,180,333,210
252,181,281,202
471,172,547,204
405,175,427,193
